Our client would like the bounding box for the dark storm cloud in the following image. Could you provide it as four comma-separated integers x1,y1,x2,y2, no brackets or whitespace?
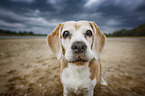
0,0,145,34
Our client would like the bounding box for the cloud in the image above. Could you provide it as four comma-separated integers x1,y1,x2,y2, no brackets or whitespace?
10,0,34,3
0,20,25,29
114,0,144,10
0,0,144,34
84,0,101,7
47,0,59,4
0,8,64,34
101,26,121,33
106,19,121,26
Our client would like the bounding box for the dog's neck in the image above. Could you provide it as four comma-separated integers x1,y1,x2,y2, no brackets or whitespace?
60,56,100,81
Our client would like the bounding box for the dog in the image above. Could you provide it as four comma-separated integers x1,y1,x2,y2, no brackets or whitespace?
46,21,107,96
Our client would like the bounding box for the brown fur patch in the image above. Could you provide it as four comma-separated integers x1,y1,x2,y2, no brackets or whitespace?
89,22,106,56
91,22,106,52
47,24,62,58
70,62,88,66
60,57,68,80
74,23,81,31
89,59,100,82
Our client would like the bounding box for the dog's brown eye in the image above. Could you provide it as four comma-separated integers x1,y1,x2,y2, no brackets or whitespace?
63,31,70,38
85,30,92,37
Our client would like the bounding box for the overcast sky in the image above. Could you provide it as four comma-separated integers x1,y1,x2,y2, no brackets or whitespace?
0,0,145,34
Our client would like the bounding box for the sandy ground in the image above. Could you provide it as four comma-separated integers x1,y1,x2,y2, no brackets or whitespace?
0,37,145,96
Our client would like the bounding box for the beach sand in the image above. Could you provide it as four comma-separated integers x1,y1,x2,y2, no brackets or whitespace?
0,37,145,96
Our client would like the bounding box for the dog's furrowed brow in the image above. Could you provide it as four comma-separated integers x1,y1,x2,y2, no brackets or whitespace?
74,23,81,30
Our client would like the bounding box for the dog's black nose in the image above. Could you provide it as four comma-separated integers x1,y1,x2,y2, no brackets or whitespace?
71,41,87,54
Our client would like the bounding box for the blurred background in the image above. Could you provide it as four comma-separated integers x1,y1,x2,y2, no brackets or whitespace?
0,0,145,96
0,0,145,36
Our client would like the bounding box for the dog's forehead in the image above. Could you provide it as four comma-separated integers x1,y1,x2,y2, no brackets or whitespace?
62,21,91,30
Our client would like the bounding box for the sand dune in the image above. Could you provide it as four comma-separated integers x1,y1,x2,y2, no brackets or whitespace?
0,37,145,96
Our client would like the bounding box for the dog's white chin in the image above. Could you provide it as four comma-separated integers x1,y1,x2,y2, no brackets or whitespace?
65,50,95,63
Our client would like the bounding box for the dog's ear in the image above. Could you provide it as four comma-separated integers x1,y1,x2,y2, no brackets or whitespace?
89,21,106,59
46,24,62,60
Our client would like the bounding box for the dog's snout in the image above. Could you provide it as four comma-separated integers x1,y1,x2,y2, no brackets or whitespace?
71,41,87,53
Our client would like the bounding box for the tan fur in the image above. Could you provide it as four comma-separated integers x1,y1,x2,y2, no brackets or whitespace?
89,22,106,58
46,24,62,59
74,23,81,30
60,56,68,81
89,59,101,82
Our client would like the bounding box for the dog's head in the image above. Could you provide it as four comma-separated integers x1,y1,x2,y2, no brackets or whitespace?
47,21,106,64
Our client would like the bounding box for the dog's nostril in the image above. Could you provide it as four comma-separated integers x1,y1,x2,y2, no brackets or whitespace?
82,45,86,50
71,41,87,53
72,46,77,50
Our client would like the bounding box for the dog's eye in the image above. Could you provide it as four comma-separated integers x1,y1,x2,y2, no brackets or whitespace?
85,30,93,37
63,31,70,38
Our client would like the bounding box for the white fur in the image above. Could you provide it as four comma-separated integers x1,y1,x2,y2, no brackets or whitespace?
62,26,95,62
62,62,96,95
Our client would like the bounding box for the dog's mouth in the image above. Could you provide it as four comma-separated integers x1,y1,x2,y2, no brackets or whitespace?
69,57,88,63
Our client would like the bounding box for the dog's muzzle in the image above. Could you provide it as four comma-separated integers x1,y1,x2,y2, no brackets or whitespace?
69,41,88,63
71,41,87,54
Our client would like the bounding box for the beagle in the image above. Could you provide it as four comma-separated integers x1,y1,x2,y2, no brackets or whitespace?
46,21,107,96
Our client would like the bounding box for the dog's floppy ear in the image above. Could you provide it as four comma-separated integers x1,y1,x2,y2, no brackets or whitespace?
46,24,62,60
90,22,106,59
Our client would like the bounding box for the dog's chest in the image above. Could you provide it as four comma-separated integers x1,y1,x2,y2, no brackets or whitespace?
61,63,96,93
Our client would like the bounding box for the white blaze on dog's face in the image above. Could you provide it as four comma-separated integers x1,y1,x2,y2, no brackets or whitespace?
60,21,95,63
